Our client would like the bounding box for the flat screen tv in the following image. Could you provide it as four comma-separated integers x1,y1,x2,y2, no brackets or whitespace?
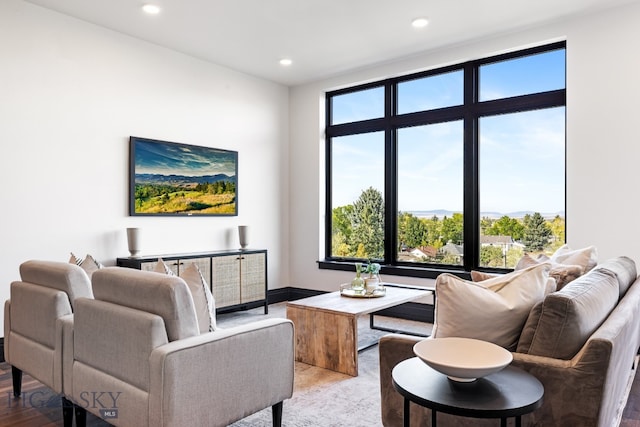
129,136,238,216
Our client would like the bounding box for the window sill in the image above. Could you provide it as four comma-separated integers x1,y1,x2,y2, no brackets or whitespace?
317,260,472,280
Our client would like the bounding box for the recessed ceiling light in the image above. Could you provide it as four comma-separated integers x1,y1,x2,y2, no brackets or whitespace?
279,58,293,67
411,17,429,29
142,4,161,14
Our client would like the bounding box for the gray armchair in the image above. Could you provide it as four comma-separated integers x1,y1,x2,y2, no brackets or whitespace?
4,260,93,427
67,266,294,427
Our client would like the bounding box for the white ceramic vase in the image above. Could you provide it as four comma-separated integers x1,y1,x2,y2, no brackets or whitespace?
238,225,249,249
126,227,141,258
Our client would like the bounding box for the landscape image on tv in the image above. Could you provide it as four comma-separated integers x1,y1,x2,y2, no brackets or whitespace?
130,137,238,216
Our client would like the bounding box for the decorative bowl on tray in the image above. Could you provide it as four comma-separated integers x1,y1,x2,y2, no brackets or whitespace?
413,337,513,382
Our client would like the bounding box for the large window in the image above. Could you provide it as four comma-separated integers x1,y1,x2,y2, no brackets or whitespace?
324,42,566,278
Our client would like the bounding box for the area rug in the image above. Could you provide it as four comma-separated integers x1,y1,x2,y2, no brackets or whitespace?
221,303,431,427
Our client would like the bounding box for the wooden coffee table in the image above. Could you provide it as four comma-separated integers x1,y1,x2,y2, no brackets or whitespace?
286,285,432,376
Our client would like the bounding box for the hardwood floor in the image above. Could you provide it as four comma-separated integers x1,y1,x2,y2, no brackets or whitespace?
0,363,109,426
2,358,640,426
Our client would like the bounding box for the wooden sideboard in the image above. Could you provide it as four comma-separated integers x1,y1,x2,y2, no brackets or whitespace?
116,249,268,314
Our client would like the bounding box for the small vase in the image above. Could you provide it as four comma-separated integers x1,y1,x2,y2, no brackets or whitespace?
126,227,141,258
365,275,380,293
351,263,365,291
238,225,249,249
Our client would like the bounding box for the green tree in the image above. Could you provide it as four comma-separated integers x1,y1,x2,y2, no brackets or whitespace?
522,212,552,251
480,245,505,267
487,215,525,241
348,187,385,259
480,217,494,235
441,213,463,245
549,215,565,243
424,215,444,247
332,205,355,256
398,212,427,249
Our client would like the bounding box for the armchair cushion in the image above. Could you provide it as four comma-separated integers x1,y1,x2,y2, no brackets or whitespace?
91,267,199,341
19,260,93,310
74,298,169,392
9,282,71,349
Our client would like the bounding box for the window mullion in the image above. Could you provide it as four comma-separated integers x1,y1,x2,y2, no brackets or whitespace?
384,81,397,265
463,62,479,270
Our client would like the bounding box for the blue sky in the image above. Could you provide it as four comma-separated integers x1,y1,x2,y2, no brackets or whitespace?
331,48,565,215
134,139,237,177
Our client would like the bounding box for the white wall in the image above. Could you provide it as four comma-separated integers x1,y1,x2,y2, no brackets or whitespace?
289,2,640,292
0,0,290,331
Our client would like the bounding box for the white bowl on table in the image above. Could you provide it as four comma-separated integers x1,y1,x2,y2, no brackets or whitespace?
413,337,513,382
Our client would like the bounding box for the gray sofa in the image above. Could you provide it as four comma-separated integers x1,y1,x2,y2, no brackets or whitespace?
379,256,640,427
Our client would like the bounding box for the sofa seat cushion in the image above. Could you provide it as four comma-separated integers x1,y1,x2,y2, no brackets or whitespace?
517,268,619,359
432,263,551,351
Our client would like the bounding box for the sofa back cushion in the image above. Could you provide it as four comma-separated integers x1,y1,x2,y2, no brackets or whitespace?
593,256,637,299
517,268,619,359
92,267,199,341
19,260,93,311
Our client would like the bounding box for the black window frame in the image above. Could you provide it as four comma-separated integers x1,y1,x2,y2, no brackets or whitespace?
321,41,566,279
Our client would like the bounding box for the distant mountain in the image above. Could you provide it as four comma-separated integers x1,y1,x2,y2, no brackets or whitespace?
135,173,235,186
409,209,565,219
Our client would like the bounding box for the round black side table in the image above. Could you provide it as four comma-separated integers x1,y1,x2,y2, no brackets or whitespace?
392,357,544,427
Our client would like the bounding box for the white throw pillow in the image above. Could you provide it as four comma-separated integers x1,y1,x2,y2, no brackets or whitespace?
154,258,176,275
179,263,217,333
432,262,551,351
153,259,216,333
550,244,598,272
69,252,103,278
514,253,584,290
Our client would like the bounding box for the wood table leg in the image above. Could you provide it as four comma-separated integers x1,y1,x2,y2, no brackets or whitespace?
286,305,358,376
